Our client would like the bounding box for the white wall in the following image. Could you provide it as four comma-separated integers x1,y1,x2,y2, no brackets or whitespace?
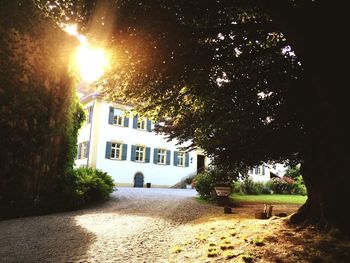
247,165,271,182
77,99,200,186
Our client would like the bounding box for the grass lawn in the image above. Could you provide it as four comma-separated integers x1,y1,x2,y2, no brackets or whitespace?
230,194,307,205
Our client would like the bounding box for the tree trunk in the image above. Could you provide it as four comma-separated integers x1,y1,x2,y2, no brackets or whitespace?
263,1,350,235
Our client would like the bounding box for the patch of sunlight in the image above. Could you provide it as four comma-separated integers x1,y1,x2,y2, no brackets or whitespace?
74,213,155,236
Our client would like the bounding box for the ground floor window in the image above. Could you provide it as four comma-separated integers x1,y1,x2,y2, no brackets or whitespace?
177,152,185,166
136,146,146,162
111,142,122,160
157,149,166,164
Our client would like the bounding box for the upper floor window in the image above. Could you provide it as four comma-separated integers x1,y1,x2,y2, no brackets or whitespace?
133,116,152,131
137,118,147,130
85,106,93,124
113,108,124,126
77,141,89,159
108,106,129,127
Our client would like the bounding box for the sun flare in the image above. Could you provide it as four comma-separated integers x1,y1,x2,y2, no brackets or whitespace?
75,45,109,82
63,24,109,82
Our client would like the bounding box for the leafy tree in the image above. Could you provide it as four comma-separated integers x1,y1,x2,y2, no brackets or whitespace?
0,0,83,217
43,1,349,234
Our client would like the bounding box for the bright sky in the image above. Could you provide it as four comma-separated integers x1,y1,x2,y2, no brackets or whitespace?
63,24,109,83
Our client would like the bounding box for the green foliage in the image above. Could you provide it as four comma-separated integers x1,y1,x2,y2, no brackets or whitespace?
232,178,270,195
0,0,84,218
292,176,307,196
194,166,238,200
68,167,114,205
194,173,215,200
285,165,302,179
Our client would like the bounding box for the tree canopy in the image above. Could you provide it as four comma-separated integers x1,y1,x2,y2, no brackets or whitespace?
24,0,350,234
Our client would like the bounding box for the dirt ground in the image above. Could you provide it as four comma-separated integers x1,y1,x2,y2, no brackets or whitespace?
0,188,349,263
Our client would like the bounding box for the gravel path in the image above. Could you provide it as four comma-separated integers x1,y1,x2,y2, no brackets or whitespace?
0,188,222,263
0,188,300,263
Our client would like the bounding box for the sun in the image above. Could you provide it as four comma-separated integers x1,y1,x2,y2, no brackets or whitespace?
75,44,109,82
63,24,109,82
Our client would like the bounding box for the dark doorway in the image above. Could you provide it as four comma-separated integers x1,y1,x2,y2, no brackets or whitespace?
197,155,205,173
134,172,144,188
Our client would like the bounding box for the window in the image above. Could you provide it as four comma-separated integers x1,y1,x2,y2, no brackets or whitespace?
137,118,147,130
113,108,124,126
111,142,122,160
135,146,146,162
177,152,185,166
105,142,127,160
78,141,89,159
86,106,93,124
109,107,129,127
157,149,166,164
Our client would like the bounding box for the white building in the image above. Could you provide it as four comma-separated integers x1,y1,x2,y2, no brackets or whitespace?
246,163,287,182
75,92,210,187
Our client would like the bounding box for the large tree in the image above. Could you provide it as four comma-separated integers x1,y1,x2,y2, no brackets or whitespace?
45,0,349,234
0,0,83,217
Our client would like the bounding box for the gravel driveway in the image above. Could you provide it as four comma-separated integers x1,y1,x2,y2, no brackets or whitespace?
0,188,223,263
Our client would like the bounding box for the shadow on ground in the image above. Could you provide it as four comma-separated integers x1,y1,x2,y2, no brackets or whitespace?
0,212,95,263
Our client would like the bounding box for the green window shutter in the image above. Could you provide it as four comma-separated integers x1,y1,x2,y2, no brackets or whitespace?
122,144,127,160
185,153,189,167
173,151,178,166
145,147,151,163
123,116,129,127
153,148,158,164
105,141,111,159
132,116,138,129
146,120,152,132
166,150,171,165
77,143,82,159
131,145,136,161
108,107,114,124
262,165,265,175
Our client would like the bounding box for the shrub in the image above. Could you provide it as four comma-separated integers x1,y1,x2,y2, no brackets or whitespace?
232,177,271,195
268,176,294,194
194,167,237,200
194,172,215,200
292,175,307,195
67,167,114,206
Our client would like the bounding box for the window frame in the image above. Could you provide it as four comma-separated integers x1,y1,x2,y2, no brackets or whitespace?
81,141,88,159
113,108,124,126
135,146,146,162
157,149,167,164
137,118,147,130
177,152,185,167
110,142,123,160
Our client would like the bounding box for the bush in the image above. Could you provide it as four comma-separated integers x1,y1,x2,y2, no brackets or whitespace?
194,173,215,200
292,175,307,195
66,167,114,206
194,167,237,200
233,177,271,195
268,177,291,194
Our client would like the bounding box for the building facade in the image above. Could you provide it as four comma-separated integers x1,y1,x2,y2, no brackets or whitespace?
75,93,209,187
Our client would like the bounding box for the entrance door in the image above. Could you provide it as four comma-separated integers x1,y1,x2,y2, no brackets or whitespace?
197,155,205,173
134,172,144,188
